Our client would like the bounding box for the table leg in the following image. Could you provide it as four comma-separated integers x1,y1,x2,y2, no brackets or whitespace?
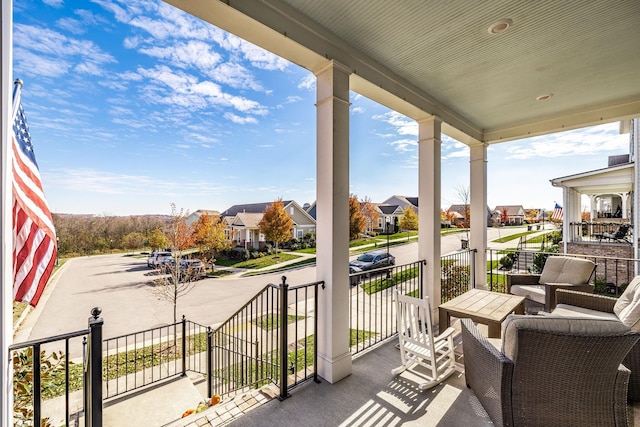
487,321,501,338
515,301,525,315
438,308,450,334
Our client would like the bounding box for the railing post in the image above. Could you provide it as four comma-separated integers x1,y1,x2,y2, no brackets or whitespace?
420,260,426,299
206,326,213,398
182,315,187,376
86,307,103,427
471,249,477,290
33,343,41,426
278,276,290,400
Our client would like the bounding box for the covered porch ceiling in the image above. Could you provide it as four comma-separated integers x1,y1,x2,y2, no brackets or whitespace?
551,163,634,194
165,0,640,145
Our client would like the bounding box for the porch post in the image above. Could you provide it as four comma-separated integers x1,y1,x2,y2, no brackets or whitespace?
315,60,352,383
417,117,442,314
470,143,488,289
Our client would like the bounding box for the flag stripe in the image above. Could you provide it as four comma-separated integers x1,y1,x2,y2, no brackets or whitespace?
551,203,563,221
11,87,57,307
12,136,55,236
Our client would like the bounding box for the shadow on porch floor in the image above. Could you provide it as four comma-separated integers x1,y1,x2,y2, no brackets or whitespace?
176,322,640,427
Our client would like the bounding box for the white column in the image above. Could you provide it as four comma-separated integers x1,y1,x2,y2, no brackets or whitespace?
470,144,488,289
1,0,13,424
315,61,351,383
561,186,569,253
417,117,442,313
621,193,629,219
589,195,597,221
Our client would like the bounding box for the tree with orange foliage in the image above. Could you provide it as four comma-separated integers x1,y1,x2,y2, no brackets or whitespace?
259,198,293,258
349,194,367,240
154,204,197,323
192,212,229,271
360,196,379,235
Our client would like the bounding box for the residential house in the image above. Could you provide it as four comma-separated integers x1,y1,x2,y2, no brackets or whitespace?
551,119,638,261
376,204,403,233
221,201,316,249
492,205,525,226
382,195,419,213
186,209,220,227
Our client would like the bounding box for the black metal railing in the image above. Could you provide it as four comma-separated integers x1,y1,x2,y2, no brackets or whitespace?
349,260,425,355
9,308,103,427
566,222,632,243
103,316,208,399
208,277,322,400
486,248,640,295
441,250,475,302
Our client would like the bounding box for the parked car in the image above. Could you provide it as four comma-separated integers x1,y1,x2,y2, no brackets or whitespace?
160,258,206,282
349,250,395,272
147,251,172,268
179,259,206,281
349,265,363,286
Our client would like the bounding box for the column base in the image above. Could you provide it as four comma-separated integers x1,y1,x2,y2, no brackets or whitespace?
317,350,352,384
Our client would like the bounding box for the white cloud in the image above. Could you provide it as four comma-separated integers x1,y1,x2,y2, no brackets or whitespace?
389,138,417,152
373,111,418,137
43,0,63,7
298,74,315,90
224,112,258,125
504,123,628,160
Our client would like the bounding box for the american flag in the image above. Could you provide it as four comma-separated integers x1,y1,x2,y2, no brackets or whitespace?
12,83,57,306
551,203,563,221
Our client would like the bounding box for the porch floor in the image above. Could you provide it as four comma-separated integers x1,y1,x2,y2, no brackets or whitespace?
174,322,640,427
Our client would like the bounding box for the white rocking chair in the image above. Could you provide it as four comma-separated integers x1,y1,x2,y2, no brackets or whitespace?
392,291,457,390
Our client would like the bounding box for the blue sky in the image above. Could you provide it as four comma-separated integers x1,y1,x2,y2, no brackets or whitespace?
13,0,630,216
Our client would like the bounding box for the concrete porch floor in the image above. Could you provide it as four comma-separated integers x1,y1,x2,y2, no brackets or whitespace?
173,323,640,427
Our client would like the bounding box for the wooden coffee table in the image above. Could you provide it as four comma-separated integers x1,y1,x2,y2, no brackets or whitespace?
438,289,525,338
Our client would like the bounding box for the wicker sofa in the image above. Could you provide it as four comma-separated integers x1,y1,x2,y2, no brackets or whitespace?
507,255,595,312
461,315,639,426
550,276,640,402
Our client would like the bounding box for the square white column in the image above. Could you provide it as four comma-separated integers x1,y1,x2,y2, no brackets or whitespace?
470,143,488,289
417,117,442,311
315,61,352,383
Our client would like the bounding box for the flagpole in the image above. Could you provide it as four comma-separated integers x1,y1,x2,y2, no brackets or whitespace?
1,0,14,424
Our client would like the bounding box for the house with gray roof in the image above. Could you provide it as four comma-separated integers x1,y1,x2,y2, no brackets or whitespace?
221,200,316,249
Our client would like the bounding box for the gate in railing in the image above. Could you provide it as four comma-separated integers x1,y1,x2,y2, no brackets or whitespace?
102,316,209,399
208,277,322,400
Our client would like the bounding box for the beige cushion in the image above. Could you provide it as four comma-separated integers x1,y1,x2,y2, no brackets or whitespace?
552,304,619,321
539,256,595,285
509,284,545,305
613,275,640,331
501,314,631,362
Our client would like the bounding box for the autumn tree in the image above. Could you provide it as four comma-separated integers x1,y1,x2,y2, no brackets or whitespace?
122,232,145,252
258,198,293,257
153,204,196,323
399,207,418,236
192,212,230,271
148,227,169,251
360,196,379,235
349,194,366,240
500,207,509,225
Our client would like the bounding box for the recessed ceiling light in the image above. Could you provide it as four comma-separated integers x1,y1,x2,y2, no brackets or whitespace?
536,93,553,101
488,18,513,34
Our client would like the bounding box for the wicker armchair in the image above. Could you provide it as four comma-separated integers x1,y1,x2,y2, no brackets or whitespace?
461,316,639,427
552,282,640,402
507,255,595,312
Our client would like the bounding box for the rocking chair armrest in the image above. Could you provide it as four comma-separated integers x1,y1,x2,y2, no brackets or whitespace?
435,326,456,342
